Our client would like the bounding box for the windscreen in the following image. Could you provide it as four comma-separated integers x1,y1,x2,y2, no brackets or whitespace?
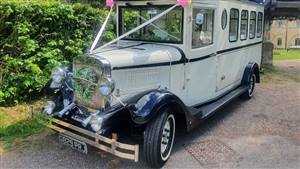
119,5,183,43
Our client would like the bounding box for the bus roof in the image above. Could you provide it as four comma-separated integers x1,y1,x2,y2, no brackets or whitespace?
114,0,265,5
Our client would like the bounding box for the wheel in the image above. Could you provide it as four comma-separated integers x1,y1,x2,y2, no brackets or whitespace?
143,108,175,168
240,73,256,99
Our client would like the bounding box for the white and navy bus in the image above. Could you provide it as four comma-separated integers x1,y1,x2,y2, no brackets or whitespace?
45,0,264,167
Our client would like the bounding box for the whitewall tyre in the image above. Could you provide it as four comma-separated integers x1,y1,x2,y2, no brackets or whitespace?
143,108,175,168
241,73,256,99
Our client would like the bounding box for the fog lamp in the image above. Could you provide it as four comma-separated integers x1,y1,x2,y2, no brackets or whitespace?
90,115,103,132
43,101,56,115
98,77,115,96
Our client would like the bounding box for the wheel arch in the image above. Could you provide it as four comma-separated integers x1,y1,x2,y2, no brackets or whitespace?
242,62,260,86
127,90,188,132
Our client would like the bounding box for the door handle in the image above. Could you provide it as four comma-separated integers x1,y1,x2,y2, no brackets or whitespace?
221,75,226,80
211,53,217,57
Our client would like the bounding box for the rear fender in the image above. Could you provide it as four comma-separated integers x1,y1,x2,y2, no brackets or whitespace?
242,62,260,86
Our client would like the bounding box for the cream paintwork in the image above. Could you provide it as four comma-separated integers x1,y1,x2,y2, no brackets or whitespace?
94,42,181,104
93,0,264,107
94,42,182,69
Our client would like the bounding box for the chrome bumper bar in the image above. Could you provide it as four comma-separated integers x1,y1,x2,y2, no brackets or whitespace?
48,118,139,162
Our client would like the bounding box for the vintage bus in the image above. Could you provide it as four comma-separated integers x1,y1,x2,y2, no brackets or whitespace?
44,0,264,167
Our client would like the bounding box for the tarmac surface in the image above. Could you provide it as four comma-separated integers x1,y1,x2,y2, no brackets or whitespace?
1,60,300,169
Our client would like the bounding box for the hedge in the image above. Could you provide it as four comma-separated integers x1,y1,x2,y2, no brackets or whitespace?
0,0,115,105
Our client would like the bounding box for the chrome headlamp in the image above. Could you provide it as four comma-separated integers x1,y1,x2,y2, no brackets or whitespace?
50,66,67,88
98,77,115,97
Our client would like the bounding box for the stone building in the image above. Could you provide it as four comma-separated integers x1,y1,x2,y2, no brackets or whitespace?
270,19,300,49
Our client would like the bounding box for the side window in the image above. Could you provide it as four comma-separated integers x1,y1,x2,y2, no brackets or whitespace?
229,9,239,42
192,8,214,49
249,11,256,39
240,10,248,40
257,12,263,38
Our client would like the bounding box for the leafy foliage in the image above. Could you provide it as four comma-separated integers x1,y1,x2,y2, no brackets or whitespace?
0,0,115,105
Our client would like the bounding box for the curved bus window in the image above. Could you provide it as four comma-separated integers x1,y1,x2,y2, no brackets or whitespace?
249,11,256,39
240,10,248,40
257,12,263,38
192,8,214,49
229,9,239,42
221,9,227,30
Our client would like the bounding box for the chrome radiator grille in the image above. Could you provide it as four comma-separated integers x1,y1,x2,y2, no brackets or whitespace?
73,64,104,110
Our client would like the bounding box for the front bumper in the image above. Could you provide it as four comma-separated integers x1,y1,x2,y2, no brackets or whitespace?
48,118,139,162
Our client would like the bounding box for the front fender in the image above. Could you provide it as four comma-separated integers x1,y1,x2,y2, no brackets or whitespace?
127,90,187,124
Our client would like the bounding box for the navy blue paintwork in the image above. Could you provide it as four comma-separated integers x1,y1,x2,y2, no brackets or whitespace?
127,90,188,125
242,62,260,86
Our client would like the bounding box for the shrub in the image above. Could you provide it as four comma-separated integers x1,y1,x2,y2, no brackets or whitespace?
0,0,115,105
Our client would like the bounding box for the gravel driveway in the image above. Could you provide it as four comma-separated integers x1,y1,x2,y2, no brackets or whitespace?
1,60,300,169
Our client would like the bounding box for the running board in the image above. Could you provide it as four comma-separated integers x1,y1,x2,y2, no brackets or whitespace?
190,86,248,119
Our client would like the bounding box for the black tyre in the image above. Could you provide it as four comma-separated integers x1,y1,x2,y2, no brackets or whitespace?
143,108,175,168
240,73,256,99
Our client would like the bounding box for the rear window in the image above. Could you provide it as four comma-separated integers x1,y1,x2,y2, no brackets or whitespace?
249,11,256,39
257,12,263,38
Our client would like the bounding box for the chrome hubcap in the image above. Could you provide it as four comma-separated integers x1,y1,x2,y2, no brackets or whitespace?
160,114,175,161
161,121,171,153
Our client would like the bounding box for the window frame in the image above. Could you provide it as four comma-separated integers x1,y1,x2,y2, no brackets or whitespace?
240,10,249,41
229,8,239,43
191,7,215,49
257,12,263,38
249,11,256,39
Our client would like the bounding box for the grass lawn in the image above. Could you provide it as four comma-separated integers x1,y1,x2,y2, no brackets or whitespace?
0,100,49,150
273,49,300,60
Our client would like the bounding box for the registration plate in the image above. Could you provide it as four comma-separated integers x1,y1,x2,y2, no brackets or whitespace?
59,134,88,154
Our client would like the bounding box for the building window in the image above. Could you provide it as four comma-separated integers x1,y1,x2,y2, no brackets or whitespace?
295,38,300,46
297,20,300,28
221,9,227,30
192,8,214,49
229,8,239,42
249,11,256,39
277,21,286,28
240,10,248,40
277,38,282,46
257,12,263,38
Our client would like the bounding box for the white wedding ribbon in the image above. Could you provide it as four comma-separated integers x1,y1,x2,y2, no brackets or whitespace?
91,4,179,54
89,7,113,53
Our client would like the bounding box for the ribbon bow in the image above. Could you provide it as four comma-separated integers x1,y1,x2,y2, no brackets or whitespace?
177,0,191,7
106,0,114,8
